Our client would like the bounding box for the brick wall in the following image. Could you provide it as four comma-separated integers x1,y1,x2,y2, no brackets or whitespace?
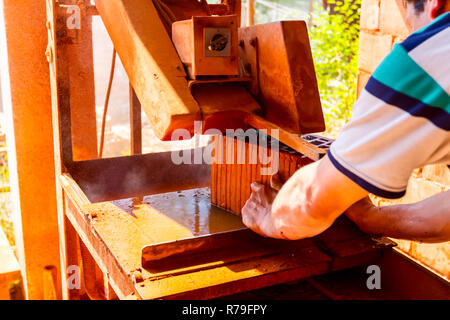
358,0,449,279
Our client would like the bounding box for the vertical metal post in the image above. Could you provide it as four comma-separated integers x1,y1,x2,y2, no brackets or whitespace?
0,0,62,299
247,0,255,26
129,85,142,155
46,0,98,299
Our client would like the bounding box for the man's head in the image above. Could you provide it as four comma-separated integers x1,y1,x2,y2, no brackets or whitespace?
403,0,450,31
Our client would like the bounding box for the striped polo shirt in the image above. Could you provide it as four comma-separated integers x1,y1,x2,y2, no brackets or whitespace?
329,12,450,199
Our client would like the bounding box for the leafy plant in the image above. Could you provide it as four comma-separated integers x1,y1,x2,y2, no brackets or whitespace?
0,147,14,247
309,0,361,127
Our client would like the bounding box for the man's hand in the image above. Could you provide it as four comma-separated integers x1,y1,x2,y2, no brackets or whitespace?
241,182,280,238
241,156,369,240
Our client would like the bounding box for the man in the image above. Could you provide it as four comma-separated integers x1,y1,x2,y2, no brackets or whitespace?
241,0,450,243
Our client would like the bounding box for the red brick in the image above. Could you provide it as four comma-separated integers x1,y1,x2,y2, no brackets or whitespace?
380,0,411,37
358,31,393,73
402,177,447,204
360,0,380,30
356,70,372,98
395,240,450,280
421,164,450,186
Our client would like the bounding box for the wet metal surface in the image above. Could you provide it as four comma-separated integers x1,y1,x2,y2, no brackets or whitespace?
111,188,245,239
78,188,396,299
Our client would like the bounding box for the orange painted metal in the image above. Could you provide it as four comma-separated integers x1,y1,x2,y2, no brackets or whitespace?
62,182,394,299
46,0,99,300
95,0,201,141
95,1,323,142
129,86,142,155
239,21,325,134
65,12,98,161
154,0,242,34
245,114,326,161
191,84,261,133
172,15,239,79
0,0,61,300
0,227,22,299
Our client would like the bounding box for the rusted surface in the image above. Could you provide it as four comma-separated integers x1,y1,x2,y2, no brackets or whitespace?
142,228,255,265
67,151,211,203
239,21,325,134
188,77,251,88
63,2,98,161
78,188,246,296
245,114,327,161
229,253,450,300
95,0,201,140
62,176,394,300
172,15,239,78
0,0,63,299
95,0,254,141
378,249,450,299
154,0,242,34
129,85,142,155
46,0,101,299
137,242,331,300
191,84,261,133
96,1,324,141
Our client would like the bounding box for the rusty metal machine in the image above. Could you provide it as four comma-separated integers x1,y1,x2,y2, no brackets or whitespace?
44,0,450,300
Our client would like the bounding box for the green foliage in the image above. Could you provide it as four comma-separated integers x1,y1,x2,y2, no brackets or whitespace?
310,0,361,126
255,0,309,24
0,146,14,246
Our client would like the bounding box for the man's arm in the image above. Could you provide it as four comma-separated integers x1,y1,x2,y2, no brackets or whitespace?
241,155,369,239
346,191,450,243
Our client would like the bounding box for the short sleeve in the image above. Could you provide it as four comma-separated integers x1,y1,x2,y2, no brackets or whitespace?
329,21,450,198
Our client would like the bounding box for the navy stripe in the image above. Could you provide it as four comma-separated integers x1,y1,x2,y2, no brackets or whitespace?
328,151,406,199
366,77,450,131
402,13,450,52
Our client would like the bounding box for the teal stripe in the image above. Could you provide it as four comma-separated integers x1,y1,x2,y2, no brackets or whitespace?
372,44,450,113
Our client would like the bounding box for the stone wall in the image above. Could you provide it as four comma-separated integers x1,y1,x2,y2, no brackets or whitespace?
358,0,449,279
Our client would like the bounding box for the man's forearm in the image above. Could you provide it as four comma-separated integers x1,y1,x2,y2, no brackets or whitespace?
347,191,450,243
268,156,369,239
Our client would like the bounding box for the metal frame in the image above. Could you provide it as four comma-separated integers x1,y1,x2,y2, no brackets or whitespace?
45,0,450,301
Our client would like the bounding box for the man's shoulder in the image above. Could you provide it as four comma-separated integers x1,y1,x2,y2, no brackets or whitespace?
363,12,450,132
401,12,450,53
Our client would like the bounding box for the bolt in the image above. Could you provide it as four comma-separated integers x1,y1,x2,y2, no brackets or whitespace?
239,40,245,49
249,38,257,47
133,270,144,283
